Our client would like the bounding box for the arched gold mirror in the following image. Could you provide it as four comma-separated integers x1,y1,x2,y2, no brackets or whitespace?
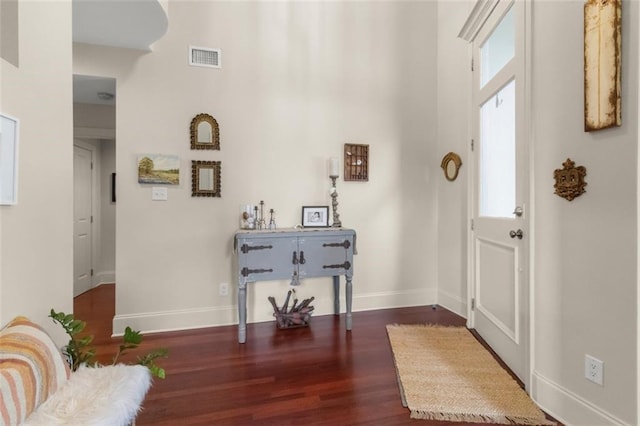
440,152,463,182
192,160,221,197
190,113,220,150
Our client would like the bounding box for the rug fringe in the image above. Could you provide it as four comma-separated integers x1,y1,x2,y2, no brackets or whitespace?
409,409,556,425
387,323,463,329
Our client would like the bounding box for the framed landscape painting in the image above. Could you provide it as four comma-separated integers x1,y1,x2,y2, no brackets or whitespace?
138,154,180,185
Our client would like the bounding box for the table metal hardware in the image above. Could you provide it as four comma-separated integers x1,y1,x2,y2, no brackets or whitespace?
241,244,273,254
323,240,351,249
323,261,351,270
241,267,274,277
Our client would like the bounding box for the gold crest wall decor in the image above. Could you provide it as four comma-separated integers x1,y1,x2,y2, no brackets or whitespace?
584,0,621,131
554,158,587,201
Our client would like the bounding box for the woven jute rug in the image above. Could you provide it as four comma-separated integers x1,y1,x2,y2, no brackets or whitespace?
386,324,555,425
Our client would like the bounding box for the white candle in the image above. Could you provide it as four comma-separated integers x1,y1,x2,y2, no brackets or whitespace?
329,157,339,177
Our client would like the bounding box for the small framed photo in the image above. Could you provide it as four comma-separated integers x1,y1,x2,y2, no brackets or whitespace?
302,206,329,228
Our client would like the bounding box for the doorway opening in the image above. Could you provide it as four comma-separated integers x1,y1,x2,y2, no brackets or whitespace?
72,75,116,301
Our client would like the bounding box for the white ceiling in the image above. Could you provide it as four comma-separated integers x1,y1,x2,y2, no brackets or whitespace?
73,75,116,106
73,0,168,51
72,0,168,105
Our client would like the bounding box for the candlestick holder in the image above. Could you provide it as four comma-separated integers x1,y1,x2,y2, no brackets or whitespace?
329,175,342,227
268,208,277,230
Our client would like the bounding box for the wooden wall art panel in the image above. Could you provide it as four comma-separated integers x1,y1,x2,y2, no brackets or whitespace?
584,0,621,131
344,144,369,182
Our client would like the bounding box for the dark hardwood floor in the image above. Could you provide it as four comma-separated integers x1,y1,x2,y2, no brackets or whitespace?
74,285,556,425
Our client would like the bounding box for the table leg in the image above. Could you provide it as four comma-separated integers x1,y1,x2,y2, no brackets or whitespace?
333,276,340,314
345,274,352,331
238,280,247,343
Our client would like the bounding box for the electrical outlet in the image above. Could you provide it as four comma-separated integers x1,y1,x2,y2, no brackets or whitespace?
219,282,229,296
585,354,604,385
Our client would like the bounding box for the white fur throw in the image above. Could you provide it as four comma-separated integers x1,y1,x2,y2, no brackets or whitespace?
24,364,151,426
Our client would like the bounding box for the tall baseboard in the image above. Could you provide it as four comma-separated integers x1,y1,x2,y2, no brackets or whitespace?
112,288,438,336
113,305,238,336
531,371,628,425
351,288,438,312
437,288,467,318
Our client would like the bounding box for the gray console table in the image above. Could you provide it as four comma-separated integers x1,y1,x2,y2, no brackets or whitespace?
234,228,356,343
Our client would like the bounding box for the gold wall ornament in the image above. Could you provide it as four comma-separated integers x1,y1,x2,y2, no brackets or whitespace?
191,160,221,197
440,152,463,182
584,0,621,131
190,113,220,150
554,158,587,201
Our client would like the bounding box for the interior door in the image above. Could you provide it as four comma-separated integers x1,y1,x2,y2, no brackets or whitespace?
470,0,529,385
74,145,93,296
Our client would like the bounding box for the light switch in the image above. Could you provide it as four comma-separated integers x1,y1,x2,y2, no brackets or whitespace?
151,187,168,201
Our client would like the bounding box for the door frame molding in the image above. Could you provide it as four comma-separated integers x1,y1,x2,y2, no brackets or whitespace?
460,0,534,390
637,16,640,424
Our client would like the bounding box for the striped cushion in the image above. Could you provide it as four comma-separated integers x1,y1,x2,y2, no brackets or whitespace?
0,317,70,425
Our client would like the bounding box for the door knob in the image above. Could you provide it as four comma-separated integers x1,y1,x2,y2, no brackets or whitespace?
509,229,524,239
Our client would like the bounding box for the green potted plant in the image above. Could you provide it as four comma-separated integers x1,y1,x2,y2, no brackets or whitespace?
49,309,168,379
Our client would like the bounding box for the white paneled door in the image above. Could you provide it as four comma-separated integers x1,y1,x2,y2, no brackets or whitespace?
74,145,93,296
470,0,529,385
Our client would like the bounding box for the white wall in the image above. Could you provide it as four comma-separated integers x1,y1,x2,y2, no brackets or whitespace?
637,16,640,426
0,1,73,344
73,1,439,334
530,1,638,424
436,0,638,424
436,0,474,317
74,102,115,130
0,0,19,67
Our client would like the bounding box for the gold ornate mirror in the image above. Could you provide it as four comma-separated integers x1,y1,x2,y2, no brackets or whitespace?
440,152,463,181
191,160,221,197
190,113,220,150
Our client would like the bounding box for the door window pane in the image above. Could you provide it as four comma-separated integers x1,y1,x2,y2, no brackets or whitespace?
480,7,514,87
480,79,515,218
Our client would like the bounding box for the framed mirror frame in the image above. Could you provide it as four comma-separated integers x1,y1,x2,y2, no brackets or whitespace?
440,152,463,182
190,113,220,150
191,160,221,197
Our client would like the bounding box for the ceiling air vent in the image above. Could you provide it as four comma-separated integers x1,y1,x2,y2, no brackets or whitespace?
189,46,221,69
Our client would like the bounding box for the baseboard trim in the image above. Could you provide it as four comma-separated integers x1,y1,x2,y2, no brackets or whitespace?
437,288,467,318
112,288,438,336
531,371,628,426
94,271,115,286
352,288,438,311
113,305,238,336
